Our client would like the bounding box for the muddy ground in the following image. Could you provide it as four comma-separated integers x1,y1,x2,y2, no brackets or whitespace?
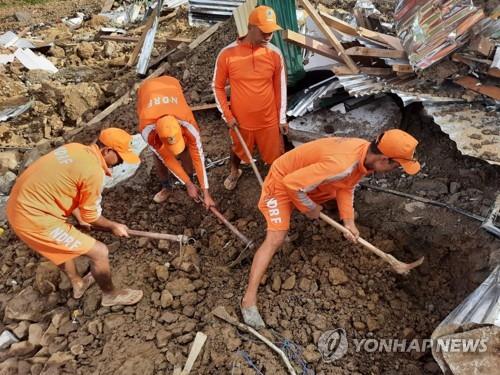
1,1,499,375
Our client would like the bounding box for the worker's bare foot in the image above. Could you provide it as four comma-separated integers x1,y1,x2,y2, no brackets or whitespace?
153,188,169,203
101,288,143,307
223,169,242,191
241,305,266,329
72,273,95,299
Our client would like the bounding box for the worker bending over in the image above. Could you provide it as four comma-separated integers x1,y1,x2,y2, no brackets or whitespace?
241,129,421,328
137,75,215,208
7,128,143,307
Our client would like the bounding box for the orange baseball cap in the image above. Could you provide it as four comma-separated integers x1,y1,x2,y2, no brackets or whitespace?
377,129,421,175
99,128,140,164
156,115,185,155
248,6,282,33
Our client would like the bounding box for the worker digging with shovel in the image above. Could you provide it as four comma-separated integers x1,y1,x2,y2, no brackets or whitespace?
6,128,144,307
241,129,421,329
137,75,215,209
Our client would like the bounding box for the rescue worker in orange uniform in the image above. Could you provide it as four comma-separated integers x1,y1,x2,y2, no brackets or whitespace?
240,130,421,328
7,128,143,307
213,5,287,190
137,76,215,208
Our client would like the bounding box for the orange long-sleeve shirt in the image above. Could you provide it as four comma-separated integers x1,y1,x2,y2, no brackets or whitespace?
7,143,110,230
212,39,286,130
137,76,209,189
270,138,371,220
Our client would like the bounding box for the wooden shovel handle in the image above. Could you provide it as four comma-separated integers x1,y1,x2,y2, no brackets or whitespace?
319,213,424,274
233,127,264,186
126,229,190,243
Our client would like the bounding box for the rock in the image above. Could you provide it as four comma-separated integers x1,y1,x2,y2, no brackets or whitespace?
403,327,416,339
404,202,426,213
282,274,296,290
4,341,36,359
412,179,448,196
103,314,125,332
353,321,366,331
17,360,30,374
116,356,154,375
51,308,70,329
0,171,16,194
13,321,30,339
0,358,17,372
70,335,93,347
156,329,171,348
0,151,20,171
177,333,194,344
76,42,94,59
366,317,380,332
159,311,179,324
15,11,31,23
31,363,43,375
303,344,321,363
298,277,311,292
423,362,440,373
103,41,117,58
5,287,46,321
21,140,52,169
271,274,281,292
63,82,104,122
58,320,77,336
46,351,75,367
165,278,195,297
225,337,241,352
49,45,66,58
87,319,102,336
449,182,460,194
328,267,349,285
35,262,60,295
138,237,149,248
189,90,200,103
155,265,169,281
160,290,173,308
180,292,198,306
83,289,100,315
70,343,84,356
40,324,57,347
28,324,44,346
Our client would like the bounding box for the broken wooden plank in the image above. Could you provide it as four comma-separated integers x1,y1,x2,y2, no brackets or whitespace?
298,0,359,73
180,332,207,375
345,46,407,59
487,67,500,78
470,35,495,57
392,64,414,73
332,65,394,76
454,76,500,100
187,22,220,51
282,29,343,63
99,35,192,45
101,0,114,13
127,12,156,67
190,103,217,111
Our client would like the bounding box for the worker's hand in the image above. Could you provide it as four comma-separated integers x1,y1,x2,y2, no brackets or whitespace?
343,219,359,243
111,222,130,238
203,190,216,210
279,122,289,135
305,205,323,220
186,182,199,200
227,118,238,129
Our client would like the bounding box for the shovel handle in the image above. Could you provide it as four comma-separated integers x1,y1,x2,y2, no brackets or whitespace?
209,206,253,248
233,127,264,186
319,213,423,274
126,229,190,244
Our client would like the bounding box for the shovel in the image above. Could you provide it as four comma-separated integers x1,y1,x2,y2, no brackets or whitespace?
235,139,424,275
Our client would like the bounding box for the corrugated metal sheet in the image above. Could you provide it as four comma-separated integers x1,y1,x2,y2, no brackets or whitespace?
391,89,465,106
189,0,245,25
394,0,485,70
424,103,500,166
336,73,417,97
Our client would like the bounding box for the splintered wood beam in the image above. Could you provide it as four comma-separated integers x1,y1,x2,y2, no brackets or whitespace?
282,29,343,63
298,0,359,73
454,76,500,100
320,11,403,50
127,12,156,67
345,46,407,59
392,64,414,73
332,65,394,76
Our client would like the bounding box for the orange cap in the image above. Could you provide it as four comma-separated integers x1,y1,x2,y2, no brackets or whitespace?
377,129,421,175
156,115,185,155
248,6,282,33
99,128,140,164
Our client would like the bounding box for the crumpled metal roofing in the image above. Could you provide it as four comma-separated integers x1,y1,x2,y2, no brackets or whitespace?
423,103,500,166
189,0,245,25
394,0,485,70
336,73,417,97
